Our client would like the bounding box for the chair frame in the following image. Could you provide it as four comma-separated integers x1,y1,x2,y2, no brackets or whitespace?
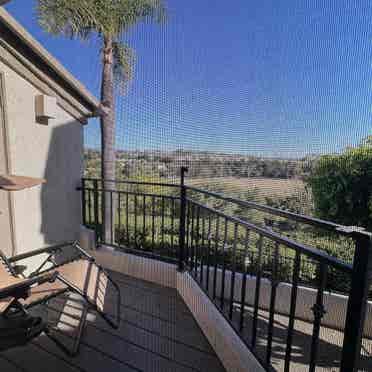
0,241,121,356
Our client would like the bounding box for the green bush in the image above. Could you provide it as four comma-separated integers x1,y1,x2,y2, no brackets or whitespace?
308,137,372,231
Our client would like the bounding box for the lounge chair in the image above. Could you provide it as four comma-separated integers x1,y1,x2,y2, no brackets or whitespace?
0,241,120,356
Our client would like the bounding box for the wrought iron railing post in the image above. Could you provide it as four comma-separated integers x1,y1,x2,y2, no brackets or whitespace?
178,167,188,271
340,229,372,372
81,178,86,226
93,179,99,245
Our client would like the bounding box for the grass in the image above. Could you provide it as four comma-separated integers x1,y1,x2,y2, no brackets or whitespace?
186,177,306,199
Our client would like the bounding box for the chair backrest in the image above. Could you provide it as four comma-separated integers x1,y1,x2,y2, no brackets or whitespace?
0,251,22,314
0,250,17,283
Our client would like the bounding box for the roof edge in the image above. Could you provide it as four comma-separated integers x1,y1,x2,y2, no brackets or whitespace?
0,7,101,116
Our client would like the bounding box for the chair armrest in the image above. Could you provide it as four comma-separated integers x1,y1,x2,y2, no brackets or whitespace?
9,242,95,267
0,271,59,300
8,242,74,264
71,242,95,262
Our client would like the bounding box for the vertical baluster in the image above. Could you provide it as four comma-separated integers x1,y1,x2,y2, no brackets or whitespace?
92,188,95,225
82,179,86,226
194,206,201,278
85,188,88,224
200,210,206,285
126,193,129,246
251,234,264,348
213,216,220,300
284,250,301,372
98,185,102,241
110,191,113,244
266,241,280,366
88,189,92,224
220,218,228,309
185,202,191,266
171,198,175,254
142,195,146,248
340,231,372,372
152,196,155,250
309,262,327,372
178,167,188,270
161,196,165,253
93,180,99,244
206,214,212,291
239,229,250,331
134,195,138,247
229,223,238,320
118,192,122,245
190,204,195,271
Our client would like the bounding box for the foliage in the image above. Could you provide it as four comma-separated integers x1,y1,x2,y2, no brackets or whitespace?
37,0,166,90
308,137,372,231
84,149,314,180
265,191,313,216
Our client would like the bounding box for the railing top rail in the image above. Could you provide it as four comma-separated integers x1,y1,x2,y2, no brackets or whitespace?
78,186,179,200
82,177,180,188
185,185,367,238
188,198,353,273
80,177,370,239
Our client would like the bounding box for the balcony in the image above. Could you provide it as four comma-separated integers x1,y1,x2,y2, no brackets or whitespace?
1,172,371,372
0,266,226,372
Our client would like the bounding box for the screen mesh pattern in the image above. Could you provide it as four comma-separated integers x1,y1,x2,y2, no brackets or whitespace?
81,2,372,371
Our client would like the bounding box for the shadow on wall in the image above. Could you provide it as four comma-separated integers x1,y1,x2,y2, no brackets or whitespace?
40,120,83,245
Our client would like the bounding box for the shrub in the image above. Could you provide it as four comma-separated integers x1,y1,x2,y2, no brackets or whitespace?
308,136,372,231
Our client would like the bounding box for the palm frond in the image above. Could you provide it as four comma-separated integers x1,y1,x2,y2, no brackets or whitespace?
37,0,166,93
112,0,167,36
37,0,109,39
37,0,167,40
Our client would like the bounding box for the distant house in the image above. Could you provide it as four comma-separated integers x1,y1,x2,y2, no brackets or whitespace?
0,8,100,258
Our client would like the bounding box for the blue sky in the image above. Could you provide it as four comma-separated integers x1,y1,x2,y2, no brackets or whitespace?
5,0,372,158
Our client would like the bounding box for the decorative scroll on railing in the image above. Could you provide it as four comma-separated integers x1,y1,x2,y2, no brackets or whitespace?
79,169,371,372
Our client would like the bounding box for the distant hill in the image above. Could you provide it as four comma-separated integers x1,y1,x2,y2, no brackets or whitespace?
84,148,316,180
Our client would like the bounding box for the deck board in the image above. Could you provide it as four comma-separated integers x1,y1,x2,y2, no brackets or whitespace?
0,356,28,372
0,272,226,372
1,342,82,372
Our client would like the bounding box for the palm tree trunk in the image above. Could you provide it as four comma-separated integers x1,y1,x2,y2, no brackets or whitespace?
100,37,116,244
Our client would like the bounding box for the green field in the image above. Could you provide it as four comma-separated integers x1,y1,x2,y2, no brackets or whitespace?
187,177,306,199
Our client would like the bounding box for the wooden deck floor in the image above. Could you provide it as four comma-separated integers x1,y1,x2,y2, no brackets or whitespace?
0,271,226,372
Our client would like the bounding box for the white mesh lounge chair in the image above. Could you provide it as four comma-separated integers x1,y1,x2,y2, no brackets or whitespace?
0,241,120,355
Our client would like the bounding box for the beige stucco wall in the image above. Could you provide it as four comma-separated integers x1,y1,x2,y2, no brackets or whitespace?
0,60,83,263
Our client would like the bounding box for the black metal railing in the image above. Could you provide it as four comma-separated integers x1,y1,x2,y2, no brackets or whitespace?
81,177,181,262
79,168,372,372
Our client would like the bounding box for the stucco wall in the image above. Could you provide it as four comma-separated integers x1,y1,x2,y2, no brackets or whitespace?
0,60,83,264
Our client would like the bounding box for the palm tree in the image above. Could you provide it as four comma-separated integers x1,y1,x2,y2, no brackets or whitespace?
37,0,166,242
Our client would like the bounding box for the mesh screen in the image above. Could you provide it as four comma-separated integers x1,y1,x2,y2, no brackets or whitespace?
5,1,367,371
79,3,372,370
80,0,372,277
84,7,371,156
83,0,371,227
